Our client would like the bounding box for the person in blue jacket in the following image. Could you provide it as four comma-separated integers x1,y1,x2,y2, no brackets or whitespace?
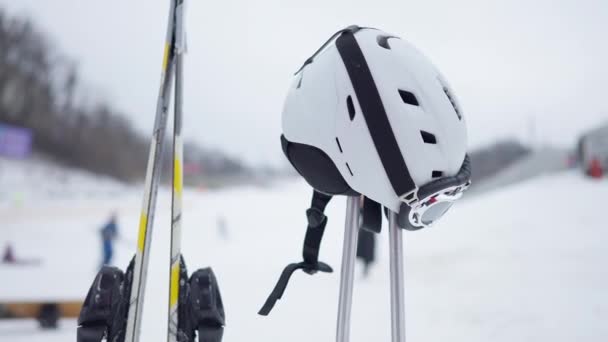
100,213,118,268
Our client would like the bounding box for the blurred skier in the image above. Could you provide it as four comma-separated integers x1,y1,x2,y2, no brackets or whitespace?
2,242,41,265
217,215,229,240
100,213,119,267
2,243,16,263
356,229,376,277
356,196,377,277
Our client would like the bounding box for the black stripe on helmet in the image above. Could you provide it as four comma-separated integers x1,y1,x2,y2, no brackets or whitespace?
295,25,366,75
335,30,416,199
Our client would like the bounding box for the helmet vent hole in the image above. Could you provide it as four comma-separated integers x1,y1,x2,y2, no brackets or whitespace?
376,35,393,49
432,170,443,178
336,137,343,153
346,96,356,121
420,131,437,144
442,87,462,120
346,162,354,176
398,90,419,106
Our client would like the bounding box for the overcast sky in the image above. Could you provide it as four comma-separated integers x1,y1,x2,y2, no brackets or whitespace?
1,0,606,166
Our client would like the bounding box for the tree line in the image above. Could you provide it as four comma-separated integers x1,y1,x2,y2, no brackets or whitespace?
0,9,248,184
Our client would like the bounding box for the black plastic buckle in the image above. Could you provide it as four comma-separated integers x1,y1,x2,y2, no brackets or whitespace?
306,207,326,228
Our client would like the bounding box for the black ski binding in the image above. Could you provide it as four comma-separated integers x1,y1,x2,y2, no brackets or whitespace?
172,263,226,342
77,260,133,342
187,268,226,342
77,257,225,342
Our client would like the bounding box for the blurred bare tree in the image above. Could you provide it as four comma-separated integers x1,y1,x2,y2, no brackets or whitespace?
0,9,276,186
0,10,150,181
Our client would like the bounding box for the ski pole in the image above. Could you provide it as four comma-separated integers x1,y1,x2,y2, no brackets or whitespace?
388,211,406,342
336,196,360,342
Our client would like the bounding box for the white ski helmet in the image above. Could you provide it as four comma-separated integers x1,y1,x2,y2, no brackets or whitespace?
281,26,471,230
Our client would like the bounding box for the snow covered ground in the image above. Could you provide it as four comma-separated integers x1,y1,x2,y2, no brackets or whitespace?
1,159,607,341
0,156,131,207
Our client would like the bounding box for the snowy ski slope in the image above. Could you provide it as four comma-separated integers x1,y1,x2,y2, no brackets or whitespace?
0,162,607,341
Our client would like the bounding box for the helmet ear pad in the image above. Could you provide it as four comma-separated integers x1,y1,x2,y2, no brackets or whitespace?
281,135,358,196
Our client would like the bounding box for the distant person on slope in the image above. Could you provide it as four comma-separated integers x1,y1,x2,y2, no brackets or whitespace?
2,243,16,264
100,213,119,268
217,215,229,240
356,229,376,277
356,196,377,277
2,242,41,265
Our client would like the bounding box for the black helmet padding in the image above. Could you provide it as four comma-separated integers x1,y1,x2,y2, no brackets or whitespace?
281,135,358,196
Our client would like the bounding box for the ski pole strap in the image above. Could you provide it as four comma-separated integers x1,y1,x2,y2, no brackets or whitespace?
258,190,333,316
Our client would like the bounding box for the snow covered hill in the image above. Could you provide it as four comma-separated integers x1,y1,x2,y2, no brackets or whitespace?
1,163,607,341
468,146,571,195
0,156,131,206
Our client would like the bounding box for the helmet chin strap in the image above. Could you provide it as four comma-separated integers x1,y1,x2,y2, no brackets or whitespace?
361,196,382,233
258,190,333,316
259,191,384,316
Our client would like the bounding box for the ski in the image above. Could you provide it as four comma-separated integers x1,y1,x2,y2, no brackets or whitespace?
123,0,179,340
76,1,179,341
168,4,226,341
77,1,225,341
168,0,186,340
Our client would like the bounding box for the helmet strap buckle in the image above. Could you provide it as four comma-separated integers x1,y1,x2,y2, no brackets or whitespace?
399,188,419,207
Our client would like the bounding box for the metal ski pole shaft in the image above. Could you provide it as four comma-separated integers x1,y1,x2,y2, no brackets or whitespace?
167,1,187,341
124,1,178,341
336,196,360,342
388,211,406,342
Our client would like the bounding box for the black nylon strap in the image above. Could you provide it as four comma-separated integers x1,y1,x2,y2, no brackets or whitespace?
335,30,417,198
302,191,331,265
361,196,382,233
294,25,368,75
258,260,332,316
258,190,333,316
